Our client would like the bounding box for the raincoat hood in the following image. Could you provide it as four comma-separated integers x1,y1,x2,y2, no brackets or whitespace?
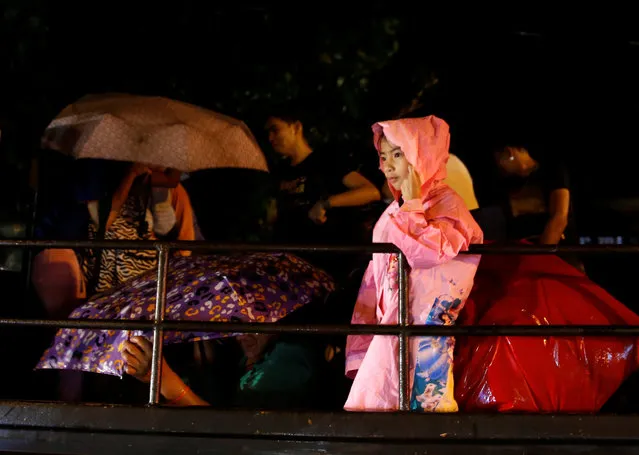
373,115,450,201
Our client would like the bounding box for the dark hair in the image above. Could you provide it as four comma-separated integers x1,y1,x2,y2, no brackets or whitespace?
492,144,513,156
267,103,306,126
492,144,533,158
487,126,534,157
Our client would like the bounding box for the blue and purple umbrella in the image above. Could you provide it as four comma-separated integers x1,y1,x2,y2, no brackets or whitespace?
36,252,334,376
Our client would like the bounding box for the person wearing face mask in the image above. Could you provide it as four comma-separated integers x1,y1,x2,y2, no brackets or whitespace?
32,160,197,403
344,116,483,412
32,161,196,318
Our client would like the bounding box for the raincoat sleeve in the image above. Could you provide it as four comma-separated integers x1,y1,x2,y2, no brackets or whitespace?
171,184,196,256
345,261,377,379
385,196,478,269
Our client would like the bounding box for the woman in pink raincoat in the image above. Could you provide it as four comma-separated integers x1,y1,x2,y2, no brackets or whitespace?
344,116,483,412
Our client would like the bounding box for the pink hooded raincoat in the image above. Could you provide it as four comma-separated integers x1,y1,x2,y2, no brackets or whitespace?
344,116,483,412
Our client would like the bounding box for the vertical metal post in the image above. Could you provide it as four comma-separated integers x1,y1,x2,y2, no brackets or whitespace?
397,252,410,411
23,157,40,301
149,245,169,405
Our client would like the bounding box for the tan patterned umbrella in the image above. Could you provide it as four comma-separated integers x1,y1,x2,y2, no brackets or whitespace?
42,93,269,172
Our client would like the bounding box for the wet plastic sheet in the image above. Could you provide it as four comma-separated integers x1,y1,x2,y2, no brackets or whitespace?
455,250,639,412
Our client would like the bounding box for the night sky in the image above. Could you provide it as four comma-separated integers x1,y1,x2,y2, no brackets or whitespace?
2,3,639,219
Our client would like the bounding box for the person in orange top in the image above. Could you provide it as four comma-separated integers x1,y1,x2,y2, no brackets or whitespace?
32,161,196,319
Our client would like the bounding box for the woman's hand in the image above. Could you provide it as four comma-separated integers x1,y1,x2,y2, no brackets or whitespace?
122,336,208,406
122,336,153,383
400,165,422,200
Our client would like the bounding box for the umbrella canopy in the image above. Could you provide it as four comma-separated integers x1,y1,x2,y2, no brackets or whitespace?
42,93,269,172
454,249,639,412
36,252,334,377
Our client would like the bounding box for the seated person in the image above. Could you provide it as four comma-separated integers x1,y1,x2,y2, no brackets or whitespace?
123,334,321,409
490,145,573,245
32,160,196,318
31,158,196,403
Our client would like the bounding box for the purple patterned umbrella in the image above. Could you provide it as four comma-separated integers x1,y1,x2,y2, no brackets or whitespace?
36,252,334,377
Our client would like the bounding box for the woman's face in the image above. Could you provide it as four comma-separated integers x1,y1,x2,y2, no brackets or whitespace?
379,137,410,190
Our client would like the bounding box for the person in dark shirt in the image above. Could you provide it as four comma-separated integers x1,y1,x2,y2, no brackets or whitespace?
265,111,380,245
492,145,573,245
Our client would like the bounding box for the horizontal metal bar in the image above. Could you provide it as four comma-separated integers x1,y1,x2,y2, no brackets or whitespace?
0,318,160,330
2,238,638,255
466,244,639,255
159,322,639,336
2,317,639,336
0,239,401,254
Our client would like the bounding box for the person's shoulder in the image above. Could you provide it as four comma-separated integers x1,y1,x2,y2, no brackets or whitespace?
270,340,316,360
538,158,568,173
422,188,483,241
537,159,570,189
428,186,477,219
272,158,298,179
248,342,317,384
447,154,473,176
446,153,464,168
432,185,469,207
313,144,358,175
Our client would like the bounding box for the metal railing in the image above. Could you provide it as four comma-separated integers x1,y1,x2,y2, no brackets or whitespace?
1,239,639,412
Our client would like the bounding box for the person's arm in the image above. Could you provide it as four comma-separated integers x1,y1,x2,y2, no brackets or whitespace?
330,171,381,207
107,163,150,228
540,188,570,245
385,166,482,269
122,337,208,406
386,200,477,269
158,362,209,406
308,171,381,224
